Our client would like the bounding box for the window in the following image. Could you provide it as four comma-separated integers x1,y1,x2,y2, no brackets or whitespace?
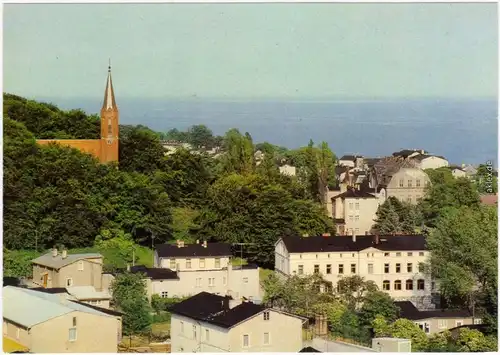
424,323,430,334
406,279,413,290
170,259,176,269
314,265,319,274
431,281,436,291
193,325,197,339
315,254,318,259
205,329,210,341
407,263,413,273
349,215,353,222
243,334,249,347
161,291,168,298
69,328,77,342
66,278,73,287
326,264,332,274
368,264,374,274
396,263,401,273
340,253,343,258
338,264,344,274
263,311,270,321
417,279,425,290
355,228,360,234
78,261,84,271
73,317,77,327
199,258,206,268
394,280,402,290
223,276,227,285
355,215,359,222
399,179,404,187
419,252,425,256
418,263,424,273
264,332,270,345
384,263,390,273
396,252,401,257
298,265,304,275
408,179,413,187
407,252,413,257
416,179,421,187
351,253,355,258
351,264,356,274
180,321,184,333
215,258,221,268
328,254,330,258
438,319,447,329
208,278,215,287
186,258,192,269
243,277,248,283
383,280,390,290
456,321,463,327
349,202,354,210
474,319,482,325
384,252,390,257
196,278,202,287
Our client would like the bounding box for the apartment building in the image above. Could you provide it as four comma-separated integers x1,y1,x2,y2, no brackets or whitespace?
274,234,435,307
150,241,260,300
395,301,478,335
3,286,121,353
170,292,306,352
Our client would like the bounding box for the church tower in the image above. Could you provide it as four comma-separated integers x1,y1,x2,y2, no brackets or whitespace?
100,61,119,163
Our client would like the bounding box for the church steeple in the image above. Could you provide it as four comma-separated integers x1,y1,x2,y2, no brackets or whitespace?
102,59,117,111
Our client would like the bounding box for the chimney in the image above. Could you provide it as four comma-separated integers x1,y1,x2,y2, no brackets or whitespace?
352,230,356,243
52,248,58,258
374,234,379,245
203,241,207,248
61,249,68,259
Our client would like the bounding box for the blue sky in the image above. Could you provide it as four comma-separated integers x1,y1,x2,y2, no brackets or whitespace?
3,3,498,99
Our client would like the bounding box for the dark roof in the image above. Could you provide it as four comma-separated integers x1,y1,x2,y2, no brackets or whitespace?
232,263,259,270
332,188,377,200
3,277,21,287
280,234,427,253
395,301,472,320
300,347,321,353
335,166,349,176
339,155,362,161
155,242,232,258
70,300,124,317
333,218,345,224
129,265,179,280
448,165,465,171
30,287,69,294
170,292,266,328
364,158,381,168
393,149,426,158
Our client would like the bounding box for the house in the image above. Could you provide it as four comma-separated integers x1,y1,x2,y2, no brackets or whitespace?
447,165,467,178
30,249,112,307
338,155,364,168
275,234,436,308
151,241,260,300
279,164,297,176
2,286,121,353
330,187,380,236
170,292,306,352
394,301,478,335
411,155,449,170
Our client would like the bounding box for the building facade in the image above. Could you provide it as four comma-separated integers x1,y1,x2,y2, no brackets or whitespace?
36,64,119,163
411,155,449,170
275,234,435,307
383,168,431,204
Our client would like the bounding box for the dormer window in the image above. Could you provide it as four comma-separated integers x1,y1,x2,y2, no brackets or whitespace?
263,311,270,321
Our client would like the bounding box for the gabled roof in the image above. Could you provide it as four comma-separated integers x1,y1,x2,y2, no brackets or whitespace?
129,265,179,280
339,155,362,161
155,243,232,258
332,188,377,200
3,286,113,329
31,251,103,270
411,154,447,162
66,286,111,300
392,149,426,159
70,300,123,317
395,301,472,320
280,234,427,254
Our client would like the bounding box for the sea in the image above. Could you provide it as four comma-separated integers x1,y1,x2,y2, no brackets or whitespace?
38,97,498,166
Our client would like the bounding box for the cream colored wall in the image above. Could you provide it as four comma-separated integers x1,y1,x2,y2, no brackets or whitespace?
386,168,430,204
280,245,433,299
342,197,380,235
274,240,290,275
417,157,449,170
30,311,118,353
32,258,103,289
452,169,467,178
338,160,355,167
3,319,31,349
325,189,340,217
159,256,230,272
82,299,110,309
227,267,260,300
415,317,475,335
32,264,58,288
229,310,303,352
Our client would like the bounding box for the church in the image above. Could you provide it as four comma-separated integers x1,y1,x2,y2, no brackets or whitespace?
36,64,119,163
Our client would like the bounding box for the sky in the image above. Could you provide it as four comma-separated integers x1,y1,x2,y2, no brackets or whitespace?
3,3,498,99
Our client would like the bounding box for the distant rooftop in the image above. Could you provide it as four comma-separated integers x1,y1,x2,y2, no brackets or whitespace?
31,250,103,270
395,301,472,320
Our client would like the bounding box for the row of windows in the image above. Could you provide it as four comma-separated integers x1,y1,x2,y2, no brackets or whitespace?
348,202,360,210
169,257,222,269
398,179,428,188
298,251,425,259
298,262,424,275
382,279,425,291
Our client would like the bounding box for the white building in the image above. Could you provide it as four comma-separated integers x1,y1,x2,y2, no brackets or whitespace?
338,155,364,168
279,164,297,177
140,241,260,300
274,234,436,308
411,155,449,170
447,165,467,178
170,292,306,352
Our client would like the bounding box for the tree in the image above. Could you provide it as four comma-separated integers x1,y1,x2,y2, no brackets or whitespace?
119,125,166,174
475,164,498,194
455,328,498,352
335,275,378,310
373,197,420,234
373,317,429,351
358,291,398,327
111,272,152,338
187,124,214,149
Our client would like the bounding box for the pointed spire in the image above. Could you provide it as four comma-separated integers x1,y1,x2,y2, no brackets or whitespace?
102,60,117,111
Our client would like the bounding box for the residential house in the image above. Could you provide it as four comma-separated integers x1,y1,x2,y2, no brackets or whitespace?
411,155,449,170
275,234,436,308
447,165,467,178
279,164,297,176
170,292,306,352
330,187,380,236
152,241,260,300
395,301,478,335
3,286,121,353
28,286,111,309
31,249,112,307
338,155,364,168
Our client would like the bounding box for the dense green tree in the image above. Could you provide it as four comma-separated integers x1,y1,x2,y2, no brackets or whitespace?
373,317,429,351
373,197,421,234
187,124,214,149
335,275,378,310
358,291,398,327
455,328,497,352
475,163,498,194
119,125,166,173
